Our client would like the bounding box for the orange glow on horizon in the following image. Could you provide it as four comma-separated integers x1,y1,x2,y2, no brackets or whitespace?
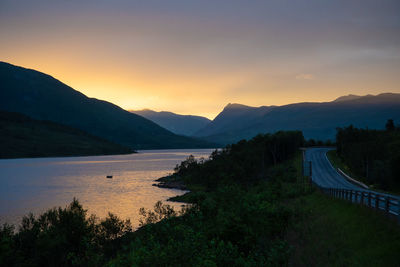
1,1,399,119
2,55,399,120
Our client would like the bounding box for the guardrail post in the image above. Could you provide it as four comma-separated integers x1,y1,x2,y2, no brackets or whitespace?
354,191,358,203
385,197,390,215
398,199,400,223
361,191,364,205
368,192,371,208
376,195,380,210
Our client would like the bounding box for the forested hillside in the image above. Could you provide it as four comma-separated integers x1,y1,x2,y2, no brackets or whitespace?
0,111,133,158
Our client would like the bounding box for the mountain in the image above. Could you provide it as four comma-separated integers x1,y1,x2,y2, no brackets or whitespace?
194,103,275,137
194,93,400,145
333,94,368,102
0,111,133,158
0,62,216,149
131,109,211,136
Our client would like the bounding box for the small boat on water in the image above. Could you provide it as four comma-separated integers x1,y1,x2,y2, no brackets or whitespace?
106,175,113,179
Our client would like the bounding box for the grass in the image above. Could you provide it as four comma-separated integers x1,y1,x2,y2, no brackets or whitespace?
288,151,400,266
286,190,400,266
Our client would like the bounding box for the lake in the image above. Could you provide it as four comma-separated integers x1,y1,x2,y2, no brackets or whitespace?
0,149,214,228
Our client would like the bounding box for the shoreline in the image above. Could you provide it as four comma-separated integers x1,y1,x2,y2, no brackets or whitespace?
152,175,188,191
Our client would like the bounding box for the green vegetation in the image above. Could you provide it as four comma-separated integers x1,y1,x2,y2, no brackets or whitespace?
336,122,400,193
0,111,133,158
1,130,399,266
287,192,400,266
0,199,133,266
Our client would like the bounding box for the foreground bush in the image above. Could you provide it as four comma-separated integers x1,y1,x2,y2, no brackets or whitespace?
0,199,132,266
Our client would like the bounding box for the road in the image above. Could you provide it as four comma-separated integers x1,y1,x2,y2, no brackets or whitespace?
305,147,400,216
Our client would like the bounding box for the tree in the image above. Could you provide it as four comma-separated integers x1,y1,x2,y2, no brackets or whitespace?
386,119,395,131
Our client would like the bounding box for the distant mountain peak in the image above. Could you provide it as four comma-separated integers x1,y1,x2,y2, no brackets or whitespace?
333,93,400,103
333,94,364,102
131,109,211,136
224,103,252,110
224,103,277,110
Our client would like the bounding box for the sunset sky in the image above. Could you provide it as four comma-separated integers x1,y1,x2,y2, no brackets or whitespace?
1,0,400,119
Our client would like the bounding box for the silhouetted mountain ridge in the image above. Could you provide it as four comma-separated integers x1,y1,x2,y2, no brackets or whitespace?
333,94,364,102
131,109,210,136
194,93,400,145
0,62,216,149
195,103,275,137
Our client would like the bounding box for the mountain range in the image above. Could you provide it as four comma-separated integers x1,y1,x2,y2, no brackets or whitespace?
131,109,210,136
0,62,216,150
192,93,400,145
2,61,399,150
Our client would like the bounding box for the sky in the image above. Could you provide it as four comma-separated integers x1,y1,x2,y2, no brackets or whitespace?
1,0,400,119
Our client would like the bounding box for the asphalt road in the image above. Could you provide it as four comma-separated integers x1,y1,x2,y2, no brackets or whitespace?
305,147,400,216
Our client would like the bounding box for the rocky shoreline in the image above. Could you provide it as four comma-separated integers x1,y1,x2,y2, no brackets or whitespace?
152,175,187,190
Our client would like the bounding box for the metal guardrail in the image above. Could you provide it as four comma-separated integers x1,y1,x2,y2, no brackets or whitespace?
302,149,400,224
319,187,400,223
336,168,369,189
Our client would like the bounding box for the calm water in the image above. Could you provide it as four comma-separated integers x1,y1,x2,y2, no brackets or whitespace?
0,149,214,227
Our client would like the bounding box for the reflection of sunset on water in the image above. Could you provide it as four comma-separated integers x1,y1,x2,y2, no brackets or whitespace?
0,149,213,228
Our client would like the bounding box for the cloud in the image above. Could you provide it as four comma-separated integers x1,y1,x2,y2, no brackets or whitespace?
295,74,315,80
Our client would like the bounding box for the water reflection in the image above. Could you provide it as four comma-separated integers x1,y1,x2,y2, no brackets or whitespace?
0,149,214,228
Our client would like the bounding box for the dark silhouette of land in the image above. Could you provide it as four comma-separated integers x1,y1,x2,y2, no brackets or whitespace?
0,111,133,158
0,62,217,150
193,93,400,145
131,109,210,136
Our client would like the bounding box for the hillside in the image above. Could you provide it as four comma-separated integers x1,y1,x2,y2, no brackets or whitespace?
0,62,215,149
0,111,133,158
131,109,210,136
194,93,400,145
